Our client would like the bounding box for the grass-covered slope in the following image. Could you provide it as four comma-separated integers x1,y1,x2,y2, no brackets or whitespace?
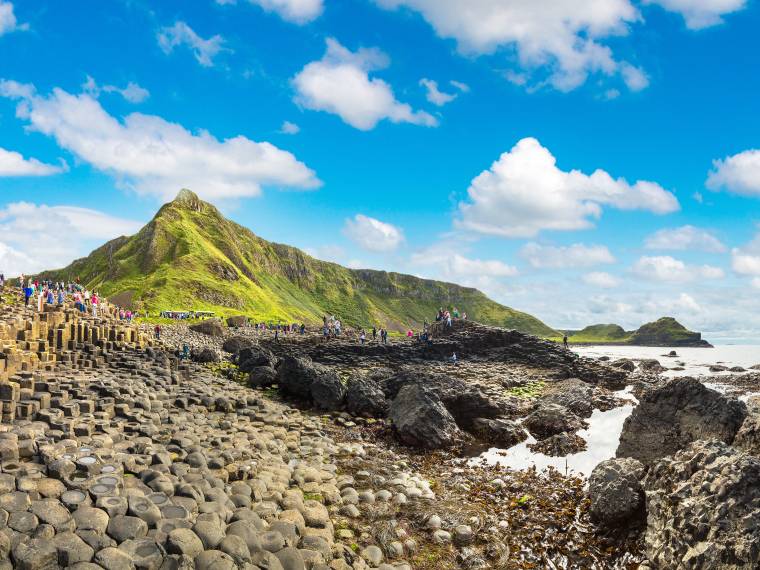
629,317,711,347
555,317,710,346
43,190,557,335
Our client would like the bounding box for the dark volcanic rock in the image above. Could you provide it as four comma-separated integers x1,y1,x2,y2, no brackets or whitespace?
523,403,586,440
192,347,219,363
277,356,345,410
189,319,225,337
389,384,461,449
588,458,645,528
248,366,277,388
382,370,502,430
611,358,635,372
644,440,760,569
222,336,256,354
226,315,248,328
617,377,747,464
528,432,587,456
541,379,594,418
638,359,665,373
345,376,388,418
238,346,277,371
734,408,760,456
471,417,527,448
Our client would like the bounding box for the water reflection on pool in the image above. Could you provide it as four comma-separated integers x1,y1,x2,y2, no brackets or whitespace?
473,387,637,478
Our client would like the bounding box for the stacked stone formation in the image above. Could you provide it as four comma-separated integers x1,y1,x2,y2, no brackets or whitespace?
0,301,151,424
0,300,430,569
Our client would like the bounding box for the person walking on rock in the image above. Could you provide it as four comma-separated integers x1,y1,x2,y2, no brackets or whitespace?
154,324,161,340
360,330,366,345
563,335,569,349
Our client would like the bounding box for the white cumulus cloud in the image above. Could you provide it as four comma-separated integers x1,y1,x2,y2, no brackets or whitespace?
582,271,622,288
375,0,646,92
707,149,760,196
279,121,300,134
292,38,437,130
632,255,724,282
217,0,323,24
157,21,228,67
83,75,150,104
343,214,405,252
520,242,616,269
0,202,143,276
644,0,746,29
420,78,457,106
731,232,760,277
644,225,726,252
0,147,65,177
0,0,23,36
456,137,679,238
0,80,320,200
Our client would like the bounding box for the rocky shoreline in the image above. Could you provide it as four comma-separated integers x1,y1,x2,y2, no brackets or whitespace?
2,301,759,568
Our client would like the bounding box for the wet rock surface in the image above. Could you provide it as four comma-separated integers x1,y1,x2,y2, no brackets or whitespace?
644,440,760,569
588,458,645,528
617,377,747,464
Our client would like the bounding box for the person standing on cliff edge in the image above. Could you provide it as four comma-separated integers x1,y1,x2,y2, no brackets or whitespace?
563,335,569,349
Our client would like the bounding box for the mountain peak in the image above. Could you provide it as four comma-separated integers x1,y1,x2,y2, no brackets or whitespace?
173,188,202,207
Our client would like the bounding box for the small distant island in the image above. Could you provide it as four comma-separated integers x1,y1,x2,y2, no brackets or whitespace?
554,317,712,347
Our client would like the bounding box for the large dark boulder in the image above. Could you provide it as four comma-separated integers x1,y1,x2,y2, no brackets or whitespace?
189,319,225,337
644,440,760,568
617,377,747,464
248,366,277,388
523,403,586,440
310,371,346,411
222,336,256,354
541,379,594,418
226,315,248,328
471,417,527,448
381,370,502,430
389,384,461,449
345,376,388,418
276,356,345,410
238,346,276,371
588,458,645,528
191,347,219,363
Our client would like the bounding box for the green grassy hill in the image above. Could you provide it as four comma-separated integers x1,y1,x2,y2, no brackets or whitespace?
554,317,710,346
41,189,557,335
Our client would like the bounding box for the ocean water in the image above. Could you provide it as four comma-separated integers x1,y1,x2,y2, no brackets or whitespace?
474,345,760,477
573,344,760,377
475,387,637,477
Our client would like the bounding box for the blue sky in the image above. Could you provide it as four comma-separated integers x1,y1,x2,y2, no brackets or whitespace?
2,0,760,341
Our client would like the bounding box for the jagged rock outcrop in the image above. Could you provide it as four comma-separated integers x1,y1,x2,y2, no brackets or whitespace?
237,346,277,372
617,377,747,464
523,403,587,440
389,384,461,449
471,418,528,448
541,379,594,418
345,376,388,418
247,365,277,388
221,335,255,354
191,347,219,363
276,356,345,410
644,440,760,568
189,319,225,337
588,458,645,528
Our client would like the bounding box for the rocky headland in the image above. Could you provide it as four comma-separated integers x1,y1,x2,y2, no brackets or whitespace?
1,292,759,569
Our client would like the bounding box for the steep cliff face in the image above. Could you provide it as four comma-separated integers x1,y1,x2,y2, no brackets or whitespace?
43,190,557,335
